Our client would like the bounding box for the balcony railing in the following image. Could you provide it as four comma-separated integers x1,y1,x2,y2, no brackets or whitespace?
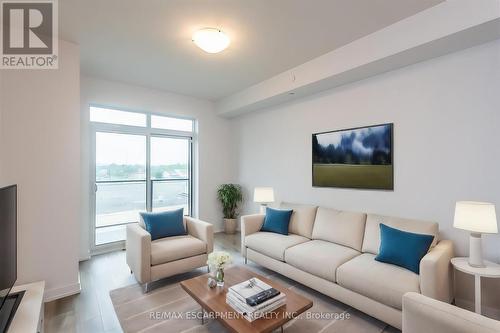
95,179,190,245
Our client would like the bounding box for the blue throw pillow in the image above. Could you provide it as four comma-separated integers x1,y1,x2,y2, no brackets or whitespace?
140,208,186,241
375,223,434,274
260,207,293,235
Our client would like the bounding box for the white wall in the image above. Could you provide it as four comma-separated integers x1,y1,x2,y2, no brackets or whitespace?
0,40,81,301
79,77,235,260
232,40,500,314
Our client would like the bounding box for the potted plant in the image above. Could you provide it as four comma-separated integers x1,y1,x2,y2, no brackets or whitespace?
217,184,243,234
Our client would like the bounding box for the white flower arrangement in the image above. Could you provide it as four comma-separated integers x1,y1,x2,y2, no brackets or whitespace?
207,251,232,269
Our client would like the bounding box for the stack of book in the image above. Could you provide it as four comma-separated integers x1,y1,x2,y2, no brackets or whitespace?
226,278,286,322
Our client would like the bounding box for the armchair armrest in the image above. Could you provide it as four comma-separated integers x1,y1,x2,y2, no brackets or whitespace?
403,292,500,333
185,216,214,254
241,214,265,256
420,239,454,302
126,223,151,284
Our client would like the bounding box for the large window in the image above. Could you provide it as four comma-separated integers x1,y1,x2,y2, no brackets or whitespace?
151,137,191,215
91,106,194,248
151,115,193,132
90,106,147,127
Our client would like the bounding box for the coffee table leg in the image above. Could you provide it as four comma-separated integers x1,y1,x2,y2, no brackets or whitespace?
201,308,205,324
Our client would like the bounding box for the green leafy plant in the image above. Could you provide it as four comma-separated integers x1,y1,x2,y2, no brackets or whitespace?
217,184,243,219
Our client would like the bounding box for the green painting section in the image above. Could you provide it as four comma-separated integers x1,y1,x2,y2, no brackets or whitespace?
313,164,393,190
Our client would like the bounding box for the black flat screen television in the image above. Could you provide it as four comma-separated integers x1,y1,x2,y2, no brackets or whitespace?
0,185,17,315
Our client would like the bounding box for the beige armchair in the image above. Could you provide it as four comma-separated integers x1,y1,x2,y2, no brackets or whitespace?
126,216,214,292
403,292,500,333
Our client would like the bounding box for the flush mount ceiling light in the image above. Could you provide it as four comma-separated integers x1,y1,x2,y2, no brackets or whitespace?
192,28,230,53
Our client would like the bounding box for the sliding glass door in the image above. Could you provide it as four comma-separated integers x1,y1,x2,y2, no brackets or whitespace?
95,132,147,245
90,106,194,250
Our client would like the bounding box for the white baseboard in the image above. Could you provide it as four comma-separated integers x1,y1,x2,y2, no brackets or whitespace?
455,297,500,320
44,281,81,302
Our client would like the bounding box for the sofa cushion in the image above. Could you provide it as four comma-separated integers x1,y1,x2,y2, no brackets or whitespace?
245,232,309,261
280,202,318,238
376,224,434,274
337,253,420,310
285,240,360,282
140,214,187,230
140,208,186,241
261,207,293,235
150,235,206,265
362,214,438,255
312,207,367,251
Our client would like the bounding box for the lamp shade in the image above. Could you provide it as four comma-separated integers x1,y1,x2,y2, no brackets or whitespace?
253,187,274,203
454,201,498,234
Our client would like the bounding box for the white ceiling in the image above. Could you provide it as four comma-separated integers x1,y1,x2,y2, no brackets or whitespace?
59,0,443,100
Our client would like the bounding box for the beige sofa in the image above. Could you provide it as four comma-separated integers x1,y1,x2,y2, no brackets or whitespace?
403,292,500,333
127,216,213,292
241,203,453,329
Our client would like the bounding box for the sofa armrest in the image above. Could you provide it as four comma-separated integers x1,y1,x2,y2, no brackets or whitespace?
241,214,265,256
185,216,214,254
403,292,500,333
419,239,454,302
126,223,151,284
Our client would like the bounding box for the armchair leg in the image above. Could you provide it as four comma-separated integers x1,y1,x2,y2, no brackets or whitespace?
143,283,152,293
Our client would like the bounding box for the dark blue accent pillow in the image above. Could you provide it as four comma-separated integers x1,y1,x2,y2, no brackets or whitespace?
140,208,186,241
260,207,293,235
375,223,434,274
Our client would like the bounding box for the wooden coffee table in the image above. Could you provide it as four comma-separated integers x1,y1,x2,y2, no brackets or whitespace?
180,266,313,333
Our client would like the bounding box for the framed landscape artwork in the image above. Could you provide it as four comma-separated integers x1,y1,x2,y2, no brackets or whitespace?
312,123,393,190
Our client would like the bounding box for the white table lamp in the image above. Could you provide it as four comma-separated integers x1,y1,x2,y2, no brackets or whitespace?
454,201,498,267
254,187,274,214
